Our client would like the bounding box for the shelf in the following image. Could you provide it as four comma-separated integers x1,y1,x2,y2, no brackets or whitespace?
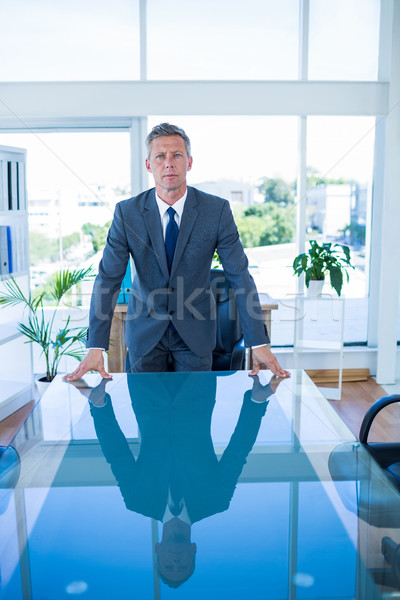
0,145,31,418
0,381,33,421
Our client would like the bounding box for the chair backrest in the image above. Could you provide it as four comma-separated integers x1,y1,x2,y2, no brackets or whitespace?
209,270,245,371
359,394,400,491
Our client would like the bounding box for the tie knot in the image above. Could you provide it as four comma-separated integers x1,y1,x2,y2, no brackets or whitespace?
167,207,176,220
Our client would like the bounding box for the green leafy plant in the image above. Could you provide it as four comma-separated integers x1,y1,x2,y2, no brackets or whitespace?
293,240,354,296
0,267,95,381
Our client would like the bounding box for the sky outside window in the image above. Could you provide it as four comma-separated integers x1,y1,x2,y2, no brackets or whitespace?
147,0,299,80
308,0,380,80
0,0,140,81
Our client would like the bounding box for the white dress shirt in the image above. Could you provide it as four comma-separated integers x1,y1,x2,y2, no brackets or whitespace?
155,190,187,239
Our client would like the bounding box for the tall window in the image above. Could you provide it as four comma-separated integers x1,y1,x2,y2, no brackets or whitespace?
0,0,140,81
308,0,380,80
306,117,376,343
147,0,299,80
0,131,130,302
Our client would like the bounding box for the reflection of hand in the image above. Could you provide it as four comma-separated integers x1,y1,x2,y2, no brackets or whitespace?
249,374,284,403
63,349,112,382
250,346,290,378
88,379,109,407
66,378,108,407
268,375,284,395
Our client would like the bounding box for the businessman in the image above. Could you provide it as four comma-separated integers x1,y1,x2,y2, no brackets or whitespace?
87,373,278,587
64,123,289,380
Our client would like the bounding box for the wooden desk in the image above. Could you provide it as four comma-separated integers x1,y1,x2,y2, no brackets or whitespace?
108,298,279,373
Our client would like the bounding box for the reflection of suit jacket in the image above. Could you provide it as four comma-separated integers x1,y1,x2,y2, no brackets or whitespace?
87,187,269,357
91,373,267,524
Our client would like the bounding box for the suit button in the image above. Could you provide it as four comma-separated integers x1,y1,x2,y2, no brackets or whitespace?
169,311,175,316
168,288,174,293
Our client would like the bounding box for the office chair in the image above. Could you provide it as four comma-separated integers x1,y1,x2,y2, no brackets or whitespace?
209,269,246,371
124,270,246,372
359,394,400,490
329,396,400,593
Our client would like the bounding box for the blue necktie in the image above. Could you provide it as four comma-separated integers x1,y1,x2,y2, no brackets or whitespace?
165,207,178,273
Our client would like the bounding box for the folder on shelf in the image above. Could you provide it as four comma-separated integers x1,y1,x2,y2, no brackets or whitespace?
0,226,12,275
0,161,5,211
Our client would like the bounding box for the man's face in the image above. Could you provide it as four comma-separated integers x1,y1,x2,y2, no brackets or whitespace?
145,135,193,199
155,539,196,584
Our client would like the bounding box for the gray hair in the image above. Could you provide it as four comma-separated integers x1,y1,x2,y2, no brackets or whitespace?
146,123,191,158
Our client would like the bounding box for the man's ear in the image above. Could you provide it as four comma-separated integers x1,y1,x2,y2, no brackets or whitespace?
145,158,152,173
191,543,197,555
187,156,193,171
155,542,160,554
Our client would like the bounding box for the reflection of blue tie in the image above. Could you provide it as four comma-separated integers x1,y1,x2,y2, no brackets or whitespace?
165,207,178,273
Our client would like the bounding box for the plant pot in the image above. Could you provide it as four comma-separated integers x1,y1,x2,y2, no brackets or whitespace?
307,279,324,297
35,374,56,397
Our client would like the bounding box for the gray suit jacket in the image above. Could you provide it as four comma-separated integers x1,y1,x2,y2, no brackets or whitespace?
87,186,269,357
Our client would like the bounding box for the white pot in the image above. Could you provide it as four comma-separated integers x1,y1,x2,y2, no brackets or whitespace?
307,279,324,297
35,374,56,397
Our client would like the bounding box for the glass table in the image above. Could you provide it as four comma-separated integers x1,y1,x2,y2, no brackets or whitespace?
1,369,400,599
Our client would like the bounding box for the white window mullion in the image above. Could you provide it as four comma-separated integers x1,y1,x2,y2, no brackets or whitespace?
139,0,147,81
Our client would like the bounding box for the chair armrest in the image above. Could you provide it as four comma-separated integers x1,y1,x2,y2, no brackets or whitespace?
359,395,400,443
230,338,246,370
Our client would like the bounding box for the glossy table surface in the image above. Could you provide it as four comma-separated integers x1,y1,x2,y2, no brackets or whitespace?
1,369,400,600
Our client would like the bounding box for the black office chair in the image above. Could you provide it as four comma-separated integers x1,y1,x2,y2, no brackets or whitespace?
328,394,400,526
359,394,400,490
210,269,246,371
329,395,400,592
125,270,246,372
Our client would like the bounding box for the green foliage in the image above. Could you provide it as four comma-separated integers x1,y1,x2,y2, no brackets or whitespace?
82,221,111,253
212,251,222,269
258,177,295,206
293,240,354,296
243,205,268,218
235,216,268,248
29,231,81,266
29,232,59,265
304,167,349,190
0,267,95,381
237,203,295,248
63,231,80,251
339,223,366,247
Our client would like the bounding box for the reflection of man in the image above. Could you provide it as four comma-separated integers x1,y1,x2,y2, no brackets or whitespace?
87,373,280,587
64,123,289,380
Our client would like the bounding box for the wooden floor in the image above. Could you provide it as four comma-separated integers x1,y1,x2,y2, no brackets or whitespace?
0,377,399,447
323,378,400,442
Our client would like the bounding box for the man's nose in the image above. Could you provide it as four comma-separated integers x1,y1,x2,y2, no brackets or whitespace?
165,155,175,168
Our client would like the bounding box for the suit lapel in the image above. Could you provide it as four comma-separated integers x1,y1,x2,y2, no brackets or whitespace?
170,187,198,277
143,190,169,279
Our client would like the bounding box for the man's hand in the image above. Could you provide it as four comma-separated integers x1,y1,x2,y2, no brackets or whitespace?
250,346,290,378
63,349,112,382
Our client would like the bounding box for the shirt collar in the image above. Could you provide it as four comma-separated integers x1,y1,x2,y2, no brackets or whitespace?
155,190,187,220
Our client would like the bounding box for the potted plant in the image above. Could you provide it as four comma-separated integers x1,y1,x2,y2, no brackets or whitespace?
293,240,354,297
0,267,94,386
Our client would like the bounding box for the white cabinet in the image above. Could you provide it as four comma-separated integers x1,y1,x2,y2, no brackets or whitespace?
0,145,33,421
